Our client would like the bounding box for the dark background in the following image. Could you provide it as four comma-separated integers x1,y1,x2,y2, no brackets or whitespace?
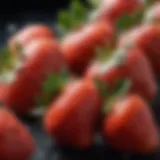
0,0,71,23
0,0,73,44
0,0,160,160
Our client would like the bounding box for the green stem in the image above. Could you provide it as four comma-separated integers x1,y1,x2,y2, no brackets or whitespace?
103,78,131,113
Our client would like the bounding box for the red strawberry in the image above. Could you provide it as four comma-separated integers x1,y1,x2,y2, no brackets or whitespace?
8,24,54,56
0,108,35,159
96,0,143,23
103,94,159,153
0,84,9,103
144,2,160,23
119,24,160,76
61,21,113,75
4,38,67,115
85,46,157,100
44,79,101,149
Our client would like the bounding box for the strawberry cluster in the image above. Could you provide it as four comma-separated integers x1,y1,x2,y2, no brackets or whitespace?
0,0,160,159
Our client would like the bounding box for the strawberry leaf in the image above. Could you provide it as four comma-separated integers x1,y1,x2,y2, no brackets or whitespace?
114,78,131,97
58,11,73,33
35,68,69,106
116,0,156,35
70,0,87,21
94,77,109,98
103,78,132,113
103,96,115,113
116,10,144,35
58,0,88,34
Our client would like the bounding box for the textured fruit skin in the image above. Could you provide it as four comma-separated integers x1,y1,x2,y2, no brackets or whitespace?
0,84,9,103
119,24,160,76
144,2,160,23
61,21,113,75
4,39,66,115
44,80,101,149
103,94,159,153
85,47,157,100
96,0,143,23
8,24,54,56
0,108,35,160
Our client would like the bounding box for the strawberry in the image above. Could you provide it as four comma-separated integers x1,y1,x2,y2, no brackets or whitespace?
3,38,67,115
0,108,35,159
61,21,113,75
95,0,144,23
8,24,54,56
44,79,101,149
119,24,160,76
0,84,9,103
103,94,159,153
85,46,157,100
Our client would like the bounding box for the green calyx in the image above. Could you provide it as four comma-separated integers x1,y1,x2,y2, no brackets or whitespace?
116,0,155,35
102,78,132,113
57,0,102,36
112,78,132,98
35,68,69,106
94,42,134,113
94,51,131,113
94,77,109,98
116,10,144,35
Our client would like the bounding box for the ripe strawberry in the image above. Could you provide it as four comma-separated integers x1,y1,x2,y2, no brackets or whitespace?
44,79,101,149
103,94,159,153
0,108,35,159
0,84,9,103
119,24,160,76
8,24,54,56
4,38,67,115
96,0,144,23
61,21,113,75
85,46,157,100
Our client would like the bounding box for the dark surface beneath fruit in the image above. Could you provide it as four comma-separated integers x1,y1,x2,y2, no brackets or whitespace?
1,12,160,160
